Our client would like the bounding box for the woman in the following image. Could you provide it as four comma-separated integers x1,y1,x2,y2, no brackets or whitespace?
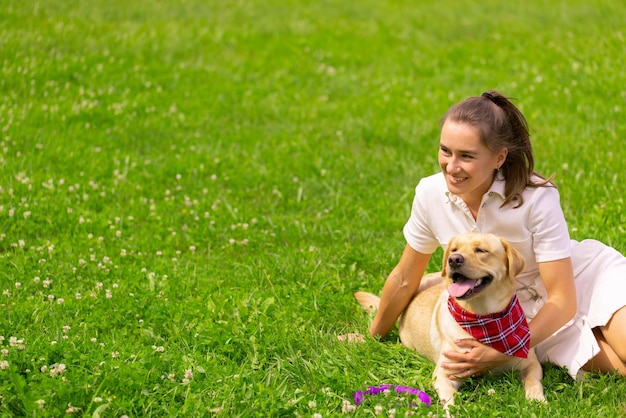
370,90,626,380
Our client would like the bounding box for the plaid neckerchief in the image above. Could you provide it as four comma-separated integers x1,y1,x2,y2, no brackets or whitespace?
447,294,530,358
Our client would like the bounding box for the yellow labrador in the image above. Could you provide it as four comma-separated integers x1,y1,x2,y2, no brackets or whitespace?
355,233,545,412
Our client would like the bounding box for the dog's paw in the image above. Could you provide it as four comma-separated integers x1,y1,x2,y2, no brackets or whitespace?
337,333,365,343
524,386,546,403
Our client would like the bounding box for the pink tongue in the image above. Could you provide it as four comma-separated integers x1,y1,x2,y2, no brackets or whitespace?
448,278,477,298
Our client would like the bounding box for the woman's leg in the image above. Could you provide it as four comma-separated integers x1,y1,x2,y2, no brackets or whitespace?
583,306,626,375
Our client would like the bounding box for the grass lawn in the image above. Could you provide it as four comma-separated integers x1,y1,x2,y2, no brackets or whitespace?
1,0,625,416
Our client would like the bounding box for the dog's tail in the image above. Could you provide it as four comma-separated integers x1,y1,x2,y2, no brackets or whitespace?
354,291,381,313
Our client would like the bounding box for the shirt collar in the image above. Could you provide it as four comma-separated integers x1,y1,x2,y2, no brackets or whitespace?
444,173,506,201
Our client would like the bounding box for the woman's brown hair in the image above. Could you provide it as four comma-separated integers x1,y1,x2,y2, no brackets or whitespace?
441,90,553,208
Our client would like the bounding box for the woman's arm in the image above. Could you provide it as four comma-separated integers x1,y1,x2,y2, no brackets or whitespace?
370,244,431,338
529,257,577,346
442,257,577,378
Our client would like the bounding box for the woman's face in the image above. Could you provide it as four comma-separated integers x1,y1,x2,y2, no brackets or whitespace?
438,120,507,207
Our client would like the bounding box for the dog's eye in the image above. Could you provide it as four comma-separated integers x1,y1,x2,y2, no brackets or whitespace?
475,248,488,253
450,248,457,252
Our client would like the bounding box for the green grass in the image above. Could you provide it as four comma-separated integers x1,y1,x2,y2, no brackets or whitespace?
1,0,625,416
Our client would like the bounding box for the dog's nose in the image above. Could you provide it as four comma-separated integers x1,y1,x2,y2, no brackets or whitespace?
448,253,465,268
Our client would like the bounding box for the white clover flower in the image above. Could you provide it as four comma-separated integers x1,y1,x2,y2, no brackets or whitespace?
35,399,45,409
65,403,79,414
0,360,9,370
49,363,66,377
341,400,355,413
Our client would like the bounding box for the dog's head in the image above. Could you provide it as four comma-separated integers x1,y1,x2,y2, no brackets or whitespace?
442,233,525,313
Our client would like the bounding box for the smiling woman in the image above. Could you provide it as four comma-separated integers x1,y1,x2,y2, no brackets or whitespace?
370,90,626,383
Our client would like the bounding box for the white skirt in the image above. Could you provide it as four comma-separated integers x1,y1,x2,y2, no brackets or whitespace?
534,239,626,379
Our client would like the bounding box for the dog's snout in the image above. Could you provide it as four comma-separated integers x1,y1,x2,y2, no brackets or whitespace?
448,253,465,268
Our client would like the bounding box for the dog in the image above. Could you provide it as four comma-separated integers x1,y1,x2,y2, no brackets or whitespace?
355,233,545,413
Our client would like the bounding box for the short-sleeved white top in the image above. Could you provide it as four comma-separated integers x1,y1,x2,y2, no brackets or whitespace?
402,172,571,317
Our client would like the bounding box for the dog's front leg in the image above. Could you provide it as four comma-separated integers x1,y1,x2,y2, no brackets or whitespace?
433,359,463,416
519,350,546,402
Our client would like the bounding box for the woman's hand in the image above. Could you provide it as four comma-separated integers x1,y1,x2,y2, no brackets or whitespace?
442,339,513,380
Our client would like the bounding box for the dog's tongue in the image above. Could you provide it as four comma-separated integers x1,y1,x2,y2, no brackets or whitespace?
448,277,478,298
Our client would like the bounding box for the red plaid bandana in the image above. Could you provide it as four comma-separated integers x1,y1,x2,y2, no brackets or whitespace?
447,294,530,358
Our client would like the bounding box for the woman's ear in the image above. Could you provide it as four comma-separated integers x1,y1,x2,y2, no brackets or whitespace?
496,148,508,169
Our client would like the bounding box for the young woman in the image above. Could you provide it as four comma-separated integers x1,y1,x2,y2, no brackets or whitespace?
370,90,626,380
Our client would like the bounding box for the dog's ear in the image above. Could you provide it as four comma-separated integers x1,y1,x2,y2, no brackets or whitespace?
500,237,526,279
442,237,456,276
